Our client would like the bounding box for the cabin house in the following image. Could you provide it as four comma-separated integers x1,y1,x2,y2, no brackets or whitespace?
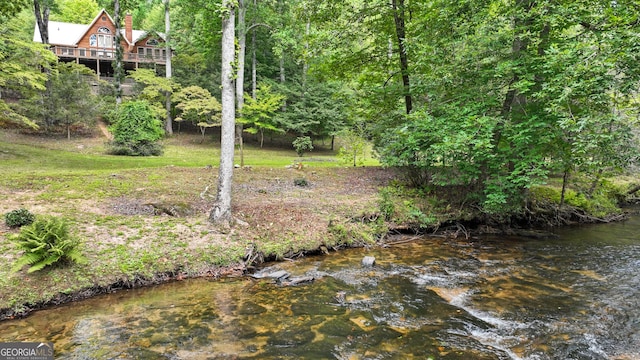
33,9,168,77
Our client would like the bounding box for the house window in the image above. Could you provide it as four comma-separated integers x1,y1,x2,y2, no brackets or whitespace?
146,39,159,46
90,27,114,48
98,34,114,48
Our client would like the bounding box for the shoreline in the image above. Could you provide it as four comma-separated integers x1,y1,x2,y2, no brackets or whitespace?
1,208,633,322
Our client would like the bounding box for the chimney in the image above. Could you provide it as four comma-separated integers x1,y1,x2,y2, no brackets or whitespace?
125,13,132,43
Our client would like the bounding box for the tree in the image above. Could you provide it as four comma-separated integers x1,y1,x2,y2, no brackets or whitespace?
0,0,29,17
51,0,100,23
164,0,173,134
113,0,123,104
209,0,236,225
391,0,411,114
174,85,221,139
49,63,98,139
0,20,55,129
238,83,284,147
337,128,368,167
108,100,164,156
274,79,350,142
235,0,247,166
373,0,640,213
33,0,56,46
128,68,178,122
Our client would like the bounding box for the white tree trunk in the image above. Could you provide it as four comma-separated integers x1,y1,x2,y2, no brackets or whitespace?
235,0,246,167
251,0,257,100
164,0,173,135
209,0,236,224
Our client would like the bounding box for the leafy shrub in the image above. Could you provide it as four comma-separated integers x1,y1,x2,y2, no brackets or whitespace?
108,101,164,156
378,187,396,221
4,208,35,228
294,178,309,187
292,136,313,157
108,140,163,156
337,129,368,166
10,216,86,273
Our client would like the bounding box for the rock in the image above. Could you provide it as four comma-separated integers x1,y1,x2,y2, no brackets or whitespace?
362,256,376,267
281,276,315,286
267,270,290,279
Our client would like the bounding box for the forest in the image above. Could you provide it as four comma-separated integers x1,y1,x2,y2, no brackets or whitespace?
2,0,640,219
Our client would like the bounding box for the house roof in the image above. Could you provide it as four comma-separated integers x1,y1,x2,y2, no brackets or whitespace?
33,9,164,47
34,21,88,46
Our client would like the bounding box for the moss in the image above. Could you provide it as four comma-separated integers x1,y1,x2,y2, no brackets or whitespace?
529,184,623,218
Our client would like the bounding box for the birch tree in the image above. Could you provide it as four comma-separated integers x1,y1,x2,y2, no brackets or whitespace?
164,0,173,134
209,0,236,224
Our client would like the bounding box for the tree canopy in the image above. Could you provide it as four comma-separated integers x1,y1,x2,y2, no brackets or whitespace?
1,0,638,216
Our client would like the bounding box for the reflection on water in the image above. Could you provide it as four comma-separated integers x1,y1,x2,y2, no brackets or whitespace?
1,216,639,359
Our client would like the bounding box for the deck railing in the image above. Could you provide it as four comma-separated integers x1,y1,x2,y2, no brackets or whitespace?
50,46,167,63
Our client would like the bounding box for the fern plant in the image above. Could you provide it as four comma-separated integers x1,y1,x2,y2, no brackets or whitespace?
10,216,86,273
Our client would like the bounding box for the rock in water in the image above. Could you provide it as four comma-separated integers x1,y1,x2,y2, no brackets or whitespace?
266,270,290,280
362,256,376,267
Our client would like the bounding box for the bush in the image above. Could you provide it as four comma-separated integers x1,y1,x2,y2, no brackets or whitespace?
294,178,309,187
292,136,313,157
108,101,164,156
4,208,35,228
10,216,86,273
108,140,163,156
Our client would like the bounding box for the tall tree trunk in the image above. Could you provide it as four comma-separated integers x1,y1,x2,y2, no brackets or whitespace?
302,19,309,90
278,0,286,110
236,0,246,167
560,168,569,207
391,0,412,114
164,0,173,135
113,0,123,105
33,0,50,45
251,0,257,99
34,0,54,128
209,0,236,225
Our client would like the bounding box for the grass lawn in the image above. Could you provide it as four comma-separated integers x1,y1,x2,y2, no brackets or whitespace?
0,129,387,318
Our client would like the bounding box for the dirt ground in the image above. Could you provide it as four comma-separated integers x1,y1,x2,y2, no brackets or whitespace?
0,129,402,318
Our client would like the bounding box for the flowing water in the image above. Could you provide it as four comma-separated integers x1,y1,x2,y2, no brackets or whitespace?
1,216,639,359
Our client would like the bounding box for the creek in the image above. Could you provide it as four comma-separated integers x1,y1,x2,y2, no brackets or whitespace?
0,216,639,359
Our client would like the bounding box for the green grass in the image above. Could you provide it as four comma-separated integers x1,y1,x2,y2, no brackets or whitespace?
0,130,384,317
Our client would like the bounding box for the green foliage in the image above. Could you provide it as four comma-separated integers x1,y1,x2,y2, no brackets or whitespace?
402,201,438,228
238,83,285,147
108,141,164,156
108,101,164,156
51,0,100,23
378,187,396,221
174,85,221,137
370,1,640,216
337,128,368,167
530,183,623,218
10,216,86,273
4,208,35,228
128,69,179,120
292,136,313,157
48,62,99,136
0,0,29,17
274,80,350,139
293,178,309,187
0,20,55,129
